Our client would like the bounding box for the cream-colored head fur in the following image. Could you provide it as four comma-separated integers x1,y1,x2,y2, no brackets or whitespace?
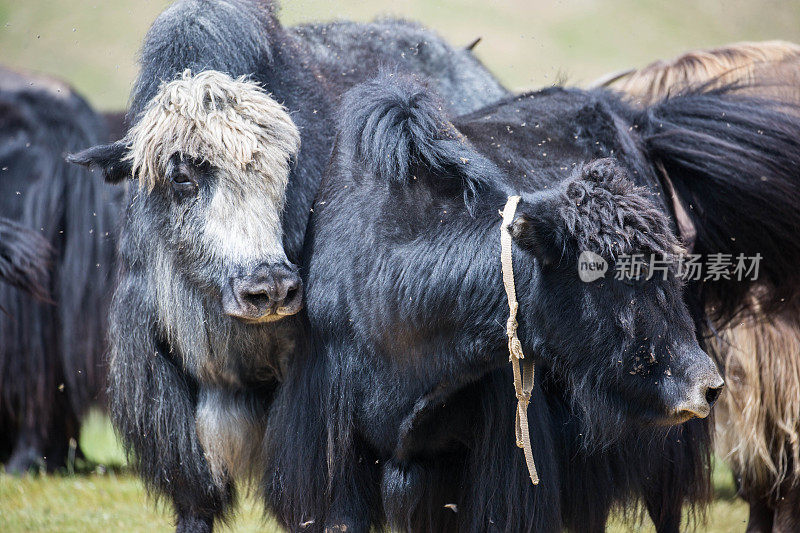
124,69,301,191
605,40,800,106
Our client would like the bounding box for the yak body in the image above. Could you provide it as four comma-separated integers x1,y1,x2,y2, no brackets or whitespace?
0,67,120,472
266,73,800,532
291,17,508,111
70,1,507,531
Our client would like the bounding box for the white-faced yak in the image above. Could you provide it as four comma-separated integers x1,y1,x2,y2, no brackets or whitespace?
67,0,507,531
263,71,800,533
599,40,800,532
0,66,120,473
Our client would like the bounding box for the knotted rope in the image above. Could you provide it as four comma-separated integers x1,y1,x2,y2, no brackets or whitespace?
500,195,539,485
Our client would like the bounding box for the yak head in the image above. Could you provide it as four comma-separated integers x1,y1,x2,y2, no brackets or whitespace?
69,70,302,324
509,159,723,438
331,73,723,445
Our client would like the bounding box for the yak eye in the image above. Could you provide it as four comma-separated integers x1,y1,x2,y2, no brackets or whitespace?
172,171,193,185
168,163,199,196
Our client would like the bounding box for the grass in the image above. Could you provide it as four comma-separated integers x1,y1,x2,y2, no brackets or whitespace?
0,473,277,532
0,0,786,530
1,412,277,532
0,413,748,532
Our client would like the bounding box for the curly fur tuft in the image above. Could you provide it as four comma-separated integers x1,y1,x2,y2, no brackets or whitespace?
557,159,683,262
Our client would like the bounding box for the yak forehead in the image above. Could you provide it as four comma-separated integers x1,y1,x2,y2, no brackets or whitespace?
558,161,683,260
125,69,301,192
203,175,286,264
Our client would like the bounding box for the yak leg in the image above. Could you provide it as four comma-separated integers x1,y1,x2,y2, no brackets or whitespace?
644,493,682,533
0,415,14,462
772,483,800,533
176,515,214,533
744,495,774,533
111,350,234,531
109,336,233,529
381,458,461,533
741,483,800,533
108,275,235,531
265,346,380,533
4,394,78,474
43,397,82,470
4,428,45,474
326,447,378,533
109,345,235,532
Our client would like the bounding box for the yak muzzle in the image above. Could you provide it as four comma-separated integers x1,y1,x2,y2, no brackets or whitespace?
222,263,303,323
666,356,725,424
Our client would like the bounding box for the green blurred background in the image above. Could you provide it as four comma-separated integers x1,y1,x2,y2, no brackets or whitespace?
3,0,800,110
3,0,800,530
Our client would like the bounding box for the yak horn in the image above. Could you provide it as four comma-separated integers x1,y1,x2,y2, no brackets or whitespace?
465,37,482,52
587,67,636,89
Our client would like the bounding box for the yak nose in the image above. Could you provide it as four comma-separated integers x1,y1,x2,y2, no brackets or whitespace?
222,264,303,323
672,360,725,421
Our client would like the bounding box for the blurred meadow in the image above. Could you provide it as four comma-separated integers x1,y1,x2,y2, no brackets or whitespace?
3,0,800,110
3,0,799,530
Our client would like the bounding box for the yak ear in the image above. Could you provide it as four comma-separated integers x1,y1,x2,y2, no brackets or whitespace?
66,140,132,184
509,206,564,267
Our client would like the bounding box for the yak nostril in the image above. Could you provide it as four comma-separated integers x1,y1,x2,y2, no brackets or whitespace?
274,274,303,316
241,290,271,309
705,385,723,407
284,285,299,304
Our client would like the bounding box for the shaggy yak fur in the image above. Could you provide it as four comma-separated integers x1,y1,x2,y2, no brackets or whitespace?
263,72,800,533
600,40,800,532
0,216,51,301
68,0,507,530
0,66,120,472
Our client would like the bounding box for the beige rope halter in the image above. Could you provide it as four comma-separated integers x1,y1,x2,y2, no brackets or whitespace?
500,195,539,485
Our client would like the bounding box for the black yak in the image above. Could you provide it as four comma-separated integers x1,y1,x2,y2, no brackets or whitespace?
598,41,800,532
0,66,120,473
68,0,507,530
264,72,800,532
